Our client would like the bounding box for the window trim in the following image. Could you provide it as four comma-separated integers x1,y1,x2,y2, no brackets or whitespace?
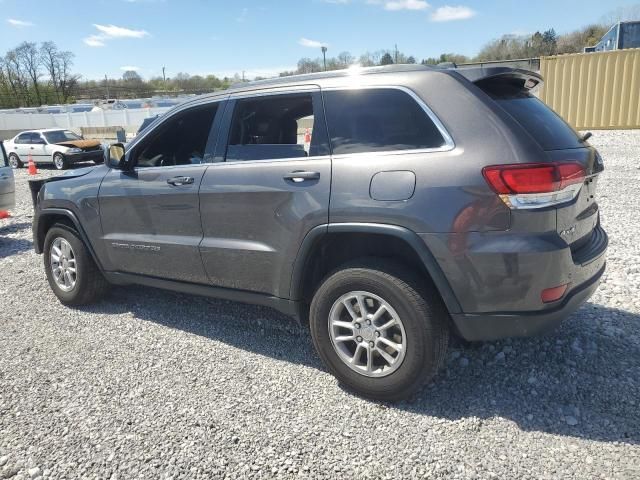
321,85,455,158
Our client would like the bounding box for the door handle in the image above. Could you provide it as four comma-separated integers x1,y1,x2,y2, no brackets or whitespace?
283,171,320,183
167,176,194,186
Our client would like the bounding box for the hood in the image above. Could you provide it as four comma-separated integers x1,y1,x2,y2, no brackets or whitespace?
55,139,102,149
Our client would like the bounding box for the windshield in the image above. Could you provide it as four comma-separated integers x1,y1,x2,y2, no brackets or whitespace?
43,130,82,144
1,142,7,167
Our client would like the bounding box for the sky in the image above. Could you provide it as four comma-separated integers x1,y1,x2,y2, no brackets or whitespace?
0,0,638,80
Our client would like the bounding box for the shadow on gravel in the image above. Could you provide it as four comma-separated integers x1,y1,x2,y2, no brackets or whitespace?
0,222,34,258
400,304,640,445
79,288,639,445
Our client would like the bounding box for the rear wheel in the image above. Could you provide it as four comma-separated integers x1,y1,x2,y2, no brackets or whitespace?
43,225,109,305
53,153,68,170
309,259,449,401
8,154,22,169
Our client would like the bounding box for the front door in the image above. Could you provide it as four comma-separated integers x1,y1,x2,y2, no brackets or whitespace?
98,100,224,283
198,88,331,298
0,143,15,211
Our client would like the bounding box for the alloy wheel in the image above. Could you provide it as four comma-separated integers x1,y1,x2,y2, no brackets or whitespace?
328,291,407,377
50,237,77,292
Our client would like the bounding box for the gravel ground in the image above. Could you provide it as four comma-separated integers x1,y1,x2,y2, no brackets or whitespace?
1,131,639,480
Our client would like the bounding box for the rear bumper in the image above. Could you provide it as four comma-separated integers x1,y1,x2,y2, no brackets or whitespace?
420,224,608,341
451,262,605,341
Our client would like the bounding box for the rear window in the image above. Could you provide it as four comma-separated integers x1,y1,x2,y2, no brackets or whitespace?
480,79,584,151
323,89,446,155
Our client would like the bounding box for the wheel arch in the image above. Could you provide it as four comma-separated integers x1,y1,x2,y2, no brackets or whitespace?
35,208,104,271
290,223,462,317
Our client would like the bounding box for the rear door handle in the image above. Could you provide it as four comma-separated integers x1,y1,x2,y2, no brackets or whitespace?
283,171,320,183
167,176,194,186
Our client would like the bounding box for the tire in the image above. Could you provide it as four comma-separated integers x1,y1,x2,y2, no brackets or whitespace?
53,153,68,170
43,225,109,305
309,259,449,401
8,153,22,169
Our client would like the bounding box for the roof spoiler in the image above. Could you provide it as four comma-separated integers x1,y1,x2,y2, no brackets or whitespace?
452,67,543,92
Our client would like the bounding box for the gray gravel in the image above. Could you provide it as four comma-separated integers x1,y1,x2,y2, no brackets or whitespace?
1,133,640,479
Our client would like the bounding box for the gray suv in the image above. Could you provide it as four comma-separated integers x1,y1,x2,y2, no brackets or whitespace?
31,65,607,400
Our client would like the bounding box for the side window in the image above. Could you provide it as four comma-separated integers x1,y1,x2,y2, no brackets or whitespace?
226,92,329,162
323,88,446,155
16,133,31,144
133,103,218,168
30,133,45,144
0,143,7,167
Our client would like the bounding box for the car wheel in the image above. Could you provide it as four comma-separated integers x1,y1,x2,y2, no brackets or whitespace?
43,225,109,305
8,153,22,169
309,259,449,401
53,153,68,170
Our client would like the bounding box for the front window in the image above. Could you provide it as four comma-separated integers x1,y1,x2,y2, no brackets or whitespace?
43,130,82,144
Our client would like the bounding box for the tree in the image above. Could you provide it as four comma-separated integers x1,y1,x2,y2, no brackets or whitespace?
380,53,394,65
406,56,416,64
337,51,355,68
122,70,142,83
16,42,42,105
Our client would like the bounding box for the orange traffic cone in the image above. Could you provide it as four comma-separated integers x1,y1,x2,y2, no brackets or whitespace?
28,153,38,175
304,128,312,144
0,210,10,219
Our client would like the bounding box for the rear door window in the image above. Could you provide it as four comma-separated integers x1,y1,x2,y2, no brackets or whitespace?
225,92,329,162
323,88,447,155
15,133,31,144
479,79,585,151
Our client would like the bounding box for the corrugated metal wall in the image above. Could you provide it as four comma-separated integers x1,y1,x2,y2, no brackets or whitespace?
540,49,640,130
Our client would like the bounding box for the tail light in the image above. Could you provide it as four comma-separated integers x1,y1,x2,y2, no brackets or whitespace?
483,162,586,209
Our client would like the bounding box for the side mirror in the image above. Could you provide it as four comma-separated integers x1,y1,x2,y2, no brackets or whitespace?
107,143,126,169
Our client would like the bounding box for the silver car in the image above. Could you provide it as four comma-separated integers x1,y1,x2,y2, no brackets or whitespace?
5,129,104,170
0,142,15,213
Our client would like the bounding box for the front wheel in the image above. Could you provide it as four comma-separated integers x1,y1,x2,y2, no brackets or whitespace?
309,260,449,401
43,225,109,305
53,153,68,170
8,153,22,169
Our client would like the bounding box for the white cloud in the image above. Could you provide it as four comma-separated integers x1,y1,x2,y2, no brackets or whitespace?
236,8,248,22
84,35,106,47
120,66,141,71
83,23,149,47
7,18,34,27
385,0,429,11
430,5,476,22
93,23,149,38
299,37,328,48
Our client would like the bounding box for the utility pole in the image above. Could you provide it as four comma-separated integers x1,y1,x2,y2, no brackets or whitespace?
321,46,328,71
162,66,166,92
104,74,109,99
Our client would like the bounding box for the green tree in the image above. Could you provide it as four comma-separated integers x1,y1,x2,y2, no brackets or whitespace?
380,53,394,65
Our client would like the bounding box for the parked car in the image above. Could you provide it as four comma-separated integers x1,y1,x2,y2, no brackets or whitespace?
5,129,104,170
0,142,15,213
30,65,607,400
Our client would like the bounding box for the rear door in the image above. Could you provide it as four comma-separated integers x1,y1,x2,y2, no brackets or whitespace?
0,142,15,211
98,99,225,283
29,132,49,163
11,133,32,161
198,87,331,298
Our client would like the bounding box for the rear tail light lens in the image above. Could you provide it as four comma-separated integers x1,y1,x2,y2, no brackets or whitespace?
483,162,586,209
541,283,569,303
